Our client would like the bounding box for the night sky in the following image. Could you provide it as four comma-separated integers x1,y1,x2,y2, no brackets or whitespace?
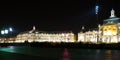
0,0,120,33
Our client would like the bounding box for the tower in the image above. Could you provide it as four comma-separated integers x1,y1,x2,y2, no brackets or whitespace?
33,26,36,30
110,9,115,18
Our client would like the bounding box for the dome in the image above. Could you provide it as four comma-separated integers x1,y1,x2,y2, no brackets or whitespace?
103,9,120,25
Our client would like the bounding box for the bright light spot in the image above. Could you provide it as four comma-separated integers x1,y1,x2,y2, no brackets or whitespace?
78,35,84,42
35,32,38,33
0,47,15,53
1,30,5,34
96,6,99,9
95,5,99,14
9,46,14,49
66,34,69,37
4,29,8,34
62,34,65,36
9,27,13,32
119,27,120,29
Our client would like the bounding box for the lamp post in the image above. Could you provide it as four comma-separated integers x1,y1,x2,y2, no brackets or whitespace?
97,24,101,43
1,29,8,43
0,27,13,43
9,27,13,32
1,30,5,43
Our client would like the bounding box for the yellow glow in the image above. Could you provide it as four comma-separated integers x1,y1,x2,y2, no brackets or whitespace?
78,34,84,42
15,32,75,43
103,25,117,35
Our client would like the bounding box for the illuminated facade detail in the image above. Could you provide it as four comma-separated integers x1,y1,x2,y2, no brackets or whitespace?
33,26,36,30
101,9,120,43
95,5,99,14
78,30,98,43
110,9,115,18
82,26,84,30
15,27,75,43
78,32,85,42
0,37,16,43
78,9,120,43
103,25,117,35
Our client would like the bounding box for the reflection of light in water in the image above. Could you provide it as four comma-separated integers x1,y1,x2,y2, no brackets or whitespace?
61,48,71,60
0,46,16,53
8,46,14,49
106,50,111,54
96,49,100,54
106,50,112,60
94,49,100,60
88,49,91,52
113,50,120,60
114,50,118,53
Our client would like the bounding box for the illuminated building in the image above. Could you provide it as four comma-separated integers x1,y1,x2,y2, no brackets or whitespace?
78,9,120,43
15,26,75,43
78,30,98,43
0,9,120,44
100,9,120,43
0,37,16,43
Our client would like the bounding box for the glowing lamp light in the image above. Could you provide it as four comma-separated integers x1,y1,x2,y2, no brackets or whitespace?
9,27,13,32
1,30,5,34
4,29,8,34
95,5,99,14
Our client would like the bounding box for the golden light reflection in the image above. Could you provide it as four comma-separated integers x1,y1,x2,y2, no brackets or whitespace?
106,50,112,60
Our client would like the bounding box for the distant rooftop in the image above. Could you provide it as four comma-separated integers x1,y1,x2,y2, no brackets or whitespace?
103,9,120,25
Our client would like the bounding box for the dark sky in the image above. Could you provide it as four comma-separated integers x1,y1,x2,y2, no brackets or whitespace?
0,0,120,33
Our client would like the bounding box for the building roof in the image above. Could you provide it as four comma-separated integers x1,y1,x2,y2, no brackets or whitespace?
104,17,120,21
103,9,120,24
18,26,73,35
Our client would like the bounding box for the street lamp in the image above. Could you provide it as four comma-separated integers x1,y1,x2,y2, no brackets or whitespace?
4,29,8,34
0,27,13,43
1,30,5,35
1,29,8,43
1,27,13,34
9,27,13,32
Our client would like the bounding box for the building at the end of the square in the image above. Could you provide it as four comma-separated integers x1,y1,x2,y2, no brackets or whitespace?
100,9,120,43
78,9,120,43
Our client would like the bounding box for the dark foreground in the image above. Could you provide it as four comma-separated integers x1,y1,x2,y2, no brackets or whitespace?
0,46,120,60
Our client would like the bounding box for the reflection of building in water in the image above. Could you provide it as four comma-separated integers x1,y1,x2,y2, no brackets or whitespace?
15,26,75,43
105,50,112,60
78,9,120,43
